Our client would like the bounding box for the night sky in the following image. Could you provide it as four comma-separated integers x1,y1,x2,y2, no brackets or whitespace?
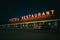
0,0,60,24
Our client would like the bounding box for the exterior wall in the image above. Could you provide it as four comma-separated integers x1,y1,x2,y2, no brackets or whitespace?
57,21,60,30
0,19,60,30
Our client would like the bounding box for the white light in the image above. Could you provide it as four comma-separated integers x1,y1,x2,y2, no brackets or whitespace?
21,16,24,19
34,14,37,17
42,12,45,16
28,14,31,18
46,11,50,15
51,10,54,15
31,14,34,17
24,16,26,19
26,15,28,19
38,12,41,16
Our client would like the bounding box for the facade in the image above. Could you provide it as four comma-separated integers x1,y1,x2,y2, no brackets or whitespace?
0,9,60,30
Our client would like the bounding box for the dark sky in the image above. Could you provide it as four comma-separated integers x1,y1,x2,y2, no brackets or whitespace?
0,0,60,24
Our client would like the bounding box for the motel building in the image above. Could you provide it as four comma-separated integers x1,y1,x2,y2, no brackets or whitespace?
0,9,60,30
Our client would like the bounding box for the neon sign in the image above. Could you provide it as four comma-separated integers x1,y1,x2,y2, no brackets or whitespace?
21,10,54,20
9,10,55,22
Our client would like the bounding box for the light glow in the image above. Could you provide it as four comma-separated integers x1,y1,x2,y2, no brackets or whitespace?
51,10,54,15
28,14,31,18
31,14,34,18
21,16,24,19
26,15,28,19
9,18,19,22
9,10,55,22
42,12,45,16
46,11,50,15
34,14,37,17
38,12,41,16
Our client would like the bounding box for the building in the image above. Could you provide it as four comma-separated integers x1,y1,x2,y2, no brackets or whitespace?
0,9,60,30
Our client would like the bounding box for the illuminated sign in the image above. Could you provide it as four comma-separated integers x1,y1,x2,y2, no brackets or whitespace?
9,18,19,22
21,10,54,19
9,10,55,22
